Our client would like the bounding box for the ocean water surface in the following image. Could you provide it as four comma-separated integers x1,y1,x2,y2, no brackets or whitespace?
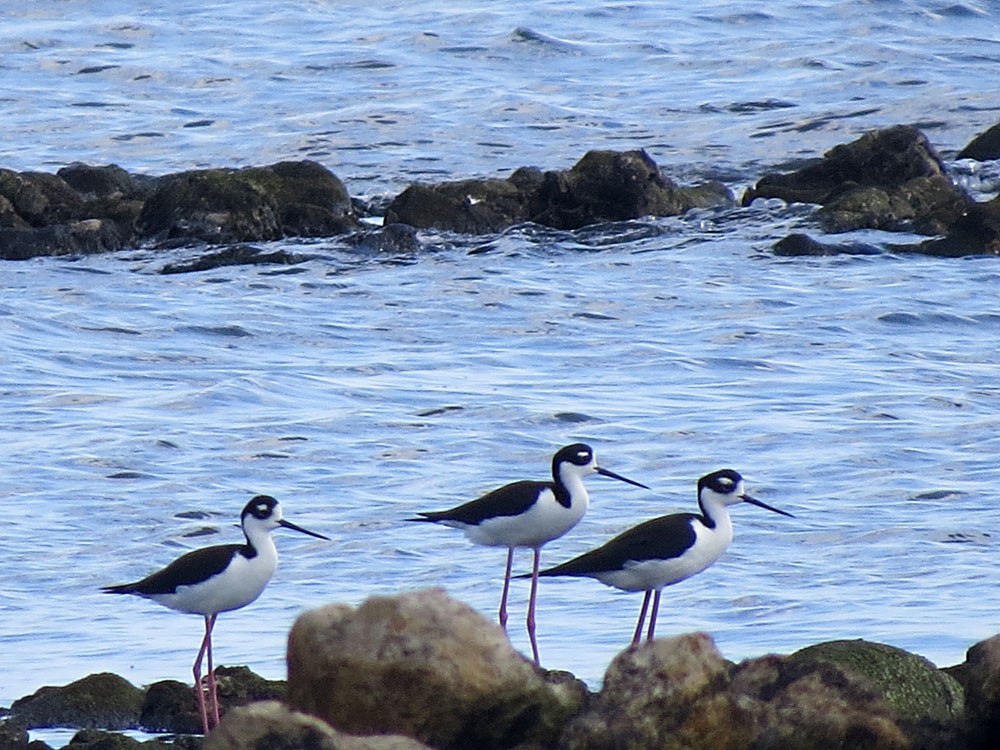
2,0,1000,723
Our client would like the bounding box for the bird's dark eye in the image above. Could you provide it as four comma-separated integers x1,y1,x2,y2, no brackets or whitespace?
717,478,734,490
255,503,269,515
576,451,591,463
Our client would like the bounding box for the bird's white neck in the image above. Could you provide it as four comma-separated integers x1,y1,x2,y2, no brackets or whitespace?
244,526,279,563
699,494,734,539
557,466,591,512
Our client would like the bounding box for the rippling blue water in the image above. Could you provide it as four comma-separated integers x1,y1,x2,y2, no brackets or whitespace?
2,0,1000,718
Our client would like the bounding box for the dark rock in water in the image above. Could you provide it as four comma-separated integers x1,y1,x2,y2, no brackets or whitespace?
0,169,85,225
205,701,432,750
137,160,360,244
343,223,421,254
0,165,150,258
158,245,307,274
384,176,531,234
917,194,1000,256
529,149,732,230
744,125,971,235
286,589,584,750
773,233,882,256
385,149,733,233
9,673,142,731
56,164,158,202
956,122,1000,161
0,221,127,260
775,193,1000,257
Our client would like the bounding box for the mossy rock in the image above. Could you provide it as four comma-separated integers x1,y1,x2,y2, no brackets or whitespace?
10,673,142,730
791,639,964,723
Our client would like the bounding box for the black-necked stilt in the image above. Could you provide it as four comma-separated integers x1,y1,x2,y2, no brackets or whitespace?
408,443,648,665
102,495,329,735
530,468,793,646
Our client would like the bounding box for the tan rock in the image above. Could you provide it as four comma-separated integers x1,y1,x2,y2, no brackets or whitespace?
560,633,911,750
286,589,583,749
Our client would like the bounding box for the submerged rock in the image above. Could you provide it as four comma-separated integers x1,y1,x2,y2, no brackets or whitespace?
744,125,971,234
286,588,585,750
956,122,1000,162
157,245,308,274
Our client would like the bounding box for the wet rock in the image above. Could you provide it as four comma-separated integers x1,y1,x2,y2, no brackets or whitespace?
157,245,308,274
0,165,152,258
9,674,142,731
0,221,127,260
384,149,732,233
137,160,359,244
916,193,1000,256
204,701,432,750
743,125,971,234
384,177,531,234
56,164,157,201
0,169,85,226
529,149,732,230
560,632,910,750
343,223,421,254
773,233,882,256
944,633,1000,750
956,122,1000,161
286,588,584,750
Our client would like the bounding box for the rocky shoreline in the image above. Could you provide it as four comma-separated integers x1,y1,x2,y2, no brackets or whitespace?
2,122,999,265
2,589,1000,750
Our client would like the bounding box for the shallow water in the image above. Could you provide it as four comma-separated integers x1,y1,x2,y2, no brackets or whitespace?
2,0,1000,716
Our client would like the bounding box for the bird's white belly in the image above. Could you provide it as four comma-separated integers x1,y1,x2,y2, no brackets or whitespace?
462,489,587,548
153,551,278,615
597,522,733,592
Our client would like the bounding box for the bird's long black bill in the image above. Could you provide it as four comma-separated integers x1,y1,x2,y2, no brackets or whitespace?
596,467,649,490
744,495,795,518
279,518,331,540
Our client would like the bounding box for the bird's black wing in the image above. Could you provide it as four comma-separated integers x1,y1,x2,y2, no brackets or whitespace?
410,480,550,525
102,544,245,596
538,514,699,577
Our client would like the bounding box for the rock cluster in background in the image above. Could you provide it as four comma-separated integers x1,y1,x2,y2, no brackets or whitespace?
5,589,1000,750
2,121,999,264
